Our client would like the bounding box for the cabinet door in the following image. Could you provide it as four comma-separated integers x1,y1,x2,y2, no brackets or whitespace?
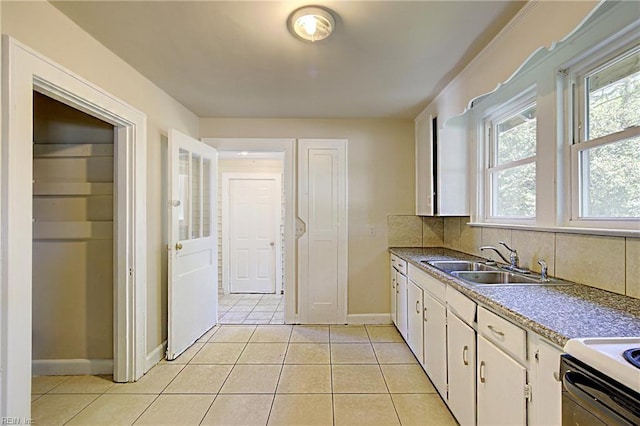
390,267,397,327
415,114,434,216
447,312,476,426
407,280,424,362
423,291,447,397
477,335,527,426
396,272,408,340
534,339,562,426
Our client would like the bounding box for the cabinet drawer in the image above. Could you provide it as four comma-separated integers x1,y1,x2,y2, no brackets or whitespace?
391,254,407,275
446,286,476,326
408,264,445,302
478,307,526,363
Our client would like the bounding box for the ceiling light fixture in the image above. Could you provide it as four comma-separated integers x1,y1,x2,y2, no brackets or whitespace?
288,6,336,42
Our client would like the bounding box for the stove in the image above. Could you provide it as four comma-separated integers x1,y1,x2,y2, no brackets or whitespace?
564,337,640,391
562,337,640,425
623,348,640,369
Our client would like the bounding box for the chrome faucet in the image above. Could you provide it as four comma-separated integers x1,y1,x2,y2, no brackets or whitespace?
480,241,525,272
479,245,510,264
498,241,519,270
537,259,550,282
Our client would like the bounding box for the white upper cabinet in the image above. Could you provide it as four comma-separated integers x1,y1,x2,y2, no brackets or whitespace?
415,111,469,216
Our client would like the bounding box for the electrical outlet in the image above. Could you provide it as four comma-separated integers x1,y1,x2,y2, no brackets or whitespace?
369,225,376,237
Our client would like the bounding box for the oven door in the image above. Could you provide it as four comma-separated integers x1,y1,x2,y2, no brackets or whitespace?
561,354,640,426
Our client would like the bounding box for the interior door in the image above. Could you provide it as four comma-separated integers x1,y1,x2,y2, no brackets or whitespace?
228,175,280,293
167,129,217,360
298,139,347,324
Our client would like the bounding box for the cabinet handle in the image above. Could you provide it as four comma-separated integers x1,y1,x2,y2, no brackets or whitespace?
487,325,504,337
423,307,428,322
463,345,469,366
416,300,420,314
479,361,486,383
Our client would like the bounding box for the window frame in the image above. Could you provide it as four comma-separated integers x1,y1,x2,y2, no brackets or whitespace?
482,87,538,224
566,38,640,230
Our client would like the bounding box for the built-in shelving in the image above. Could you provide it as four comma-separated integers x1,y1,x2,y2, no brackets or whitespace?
33,142,114,242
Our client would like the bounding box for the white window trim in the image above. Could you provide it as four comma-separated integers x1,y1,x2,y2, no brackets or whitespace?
562,29,640,230
481,86,538,225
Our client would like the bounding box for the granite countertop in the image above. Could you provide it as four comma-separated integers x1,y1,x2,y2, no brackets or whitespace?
389,247,640,348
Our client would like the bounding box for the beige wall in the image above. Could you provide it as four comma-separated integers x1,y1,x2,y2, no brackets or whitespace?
200,118,415,315
2,1,200,358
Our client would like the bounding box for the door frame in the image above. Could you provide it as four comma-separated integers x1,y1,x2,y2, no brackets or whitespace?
1,37,147,415
222,172,283,295
202,138,296,323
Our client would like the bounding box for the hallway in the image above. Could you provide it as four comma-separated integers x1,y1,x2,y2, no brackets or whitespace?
31,324,456,425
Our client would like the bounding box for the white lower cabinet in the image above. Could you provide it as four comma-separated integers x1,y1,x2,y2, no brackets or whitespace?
447,312,476,426
477,335,527,426
407,280,424,361
529,337,563,426
423,290,447,397
396,271,408,340
390,267,397,327
389,256,564,426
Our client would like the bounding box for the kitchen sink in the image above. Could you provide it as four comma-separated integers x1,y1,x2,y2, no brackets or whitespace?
424,260,499,273
423,259,572,286
452,270,571,286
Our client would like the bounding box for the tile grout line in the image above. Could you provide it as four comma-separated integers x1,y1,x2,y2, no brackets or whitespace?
197,324,258,424
263,325,292,425
367,325,404,425
61,393,102,425
329,325,336,426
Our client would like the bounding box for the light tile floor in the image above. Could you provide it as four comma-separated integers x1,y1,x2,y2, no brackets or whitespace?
218,293,285,325
31,324,457,425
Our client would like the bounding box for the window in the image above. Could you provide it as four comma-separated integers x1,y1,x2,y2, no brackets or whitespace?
571,44,640,221
485,92,537,220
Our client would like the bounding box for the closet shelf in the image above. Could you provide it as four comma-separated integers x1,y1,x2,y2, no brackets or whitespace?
33,143,113,158
34,182,113,196
33,221,113,240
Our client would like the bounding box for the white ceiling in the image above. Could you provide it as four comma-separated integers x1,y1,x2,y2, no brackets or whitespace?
52,1,525,119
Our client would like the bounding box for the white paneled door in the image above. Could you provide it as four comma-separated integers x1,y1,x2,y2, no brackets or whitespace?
226,174,281,293
167,129,217,360
298,139,347,324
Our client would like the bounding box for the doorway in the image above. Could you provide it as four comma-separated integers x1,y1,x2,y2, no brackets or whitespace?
2,37,147,416
31,92,115,376
203,138,296,324
218,153,284,324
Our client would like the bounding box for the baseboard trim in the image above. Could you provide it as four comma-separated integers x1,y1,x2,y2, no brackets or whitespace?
347,314,392,325
32,359,113,376
145,340,167,372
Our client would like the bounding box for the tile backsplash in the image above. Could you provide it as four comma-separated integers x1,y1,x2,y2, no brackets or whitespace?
388,215,640,299
387,216,443,248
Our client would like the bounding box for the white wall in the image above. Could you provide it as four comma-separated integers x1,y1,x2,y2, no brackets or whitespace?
1,1,199,360
200,118,415,315
418,1,600,128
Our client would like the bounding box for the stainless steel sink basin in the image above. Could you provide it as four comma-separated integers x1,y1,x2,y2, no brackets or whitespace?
424,260,499,272
452,270,571,286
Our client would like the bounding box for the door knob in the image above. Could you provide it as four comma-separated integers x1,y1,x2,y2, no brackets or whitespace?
176,242,183,250
270,241,275,246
